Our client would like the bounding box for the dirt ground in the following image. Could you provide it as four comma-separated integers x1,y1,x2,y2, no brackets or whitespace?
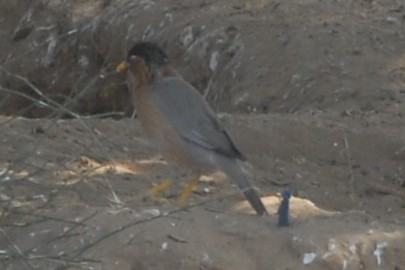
0,0,404,269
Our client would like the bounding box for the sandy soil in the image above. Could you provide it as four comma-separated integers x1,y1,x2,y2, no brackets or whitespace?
0,0,404,269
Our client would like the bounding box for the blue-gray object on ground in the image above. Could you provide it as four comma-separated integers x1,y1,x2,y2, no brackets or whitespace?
278,188,291,227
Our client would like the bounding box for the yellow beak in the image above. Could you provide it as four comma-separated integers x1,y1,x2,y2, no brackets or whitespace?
116,61,127,73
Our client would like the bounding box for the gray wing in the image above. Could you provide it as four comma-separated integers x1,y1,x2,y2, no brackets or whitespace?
149,76,246,160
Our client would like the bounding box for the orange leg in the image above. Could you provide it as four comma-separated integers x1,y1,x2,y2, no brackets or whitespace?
178,178,200,205
148,179,174,196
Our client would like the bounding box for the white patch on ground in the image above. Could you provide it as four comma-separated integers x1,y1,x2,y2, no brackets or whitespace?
303,252,317,265
181,25,194,47
373,241,388,265
209,51,219,71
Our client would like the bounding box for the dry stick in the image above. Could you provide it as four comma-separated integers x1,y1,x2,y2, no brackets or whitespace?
61,188,255,268
367,182,405,200
0,227,36,270
18,251,100,270
2,67,124,204
1,66,118,120
0,12,125,269
0,90,39,116
343,133,356,198
0,102,65,185
23,211,99,259
2,91,121,215
3,14,100,67
1,67,121,173
0,85,59,113
25,256,98,270
1,211,100,269
167,234,188,243
80,112,125,119
9,210,97,229
0,123,70,194
0,77,122,119
52,72,125,204
4,69,84,118
203,77,213,98
0,87,58,178
0,69,73,155
1,73,125,267
2,16,120,144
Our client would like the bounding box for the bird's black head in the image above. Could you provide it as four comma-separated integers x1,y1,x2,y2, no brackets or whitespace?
127,42,168,67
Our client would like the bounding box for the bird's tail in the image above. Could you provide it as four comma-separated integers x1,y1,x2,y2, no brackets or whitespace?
216,156,268,216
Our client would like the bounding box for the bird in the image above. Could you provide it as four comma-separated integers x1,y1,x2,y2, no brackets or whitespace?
117,41,268,216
